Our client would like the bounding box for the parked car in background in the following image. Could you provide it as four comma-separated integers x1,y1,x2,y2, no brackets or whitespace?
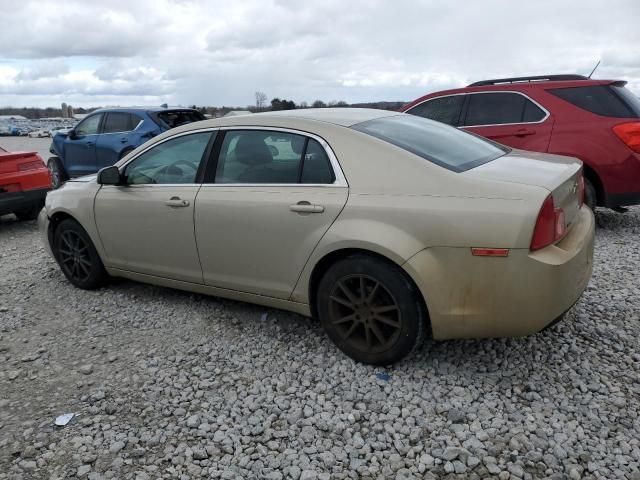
49,126,73,137
0,145,50,220
47,107,205,188
40,109,593,365
28,129,50,138
401,74,640,211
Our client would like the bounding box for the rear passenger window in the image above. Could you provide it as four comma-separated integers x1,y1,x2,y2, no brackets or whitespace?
465,93,526,126
548,85,638,118
103,113,134,133
406,95,464,126
215,130,335,184
302,139,335,184
523,100,546,122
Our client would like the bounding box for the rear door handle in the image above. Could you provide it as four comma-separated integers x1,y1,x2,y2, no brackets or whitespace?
514,128,536,137
290,201,324,213
165,197,190,208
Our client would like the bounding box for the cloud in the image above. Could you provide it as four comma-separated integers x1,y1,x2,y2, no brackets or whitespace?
0,0,638,107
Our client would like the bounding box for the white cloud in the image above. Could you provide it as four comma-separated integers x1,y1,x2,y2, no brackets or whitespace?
0,0,638,107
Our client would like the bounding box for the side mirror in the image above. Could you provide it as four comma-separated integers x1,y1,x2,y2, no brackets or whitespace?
67,129,77,140
97,166,123,185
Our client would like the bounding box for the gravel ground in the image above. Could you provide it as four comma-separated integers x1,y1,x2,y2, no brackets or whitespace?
0,205,639,480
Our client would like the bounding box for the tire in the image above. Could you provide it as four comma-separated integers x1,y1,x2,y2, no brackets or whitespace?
317,254,427,365
584,178,597,211
14,201,44,221
47,157,67,189
53,219,107,290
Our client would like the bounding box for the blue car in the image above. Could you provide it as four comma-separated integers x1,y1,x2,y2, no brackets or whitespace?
48,107,205,188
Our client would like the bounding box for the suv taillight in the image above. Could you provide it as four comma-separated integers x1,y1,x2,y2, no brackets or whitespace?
613,122,640,153
530,195,566,251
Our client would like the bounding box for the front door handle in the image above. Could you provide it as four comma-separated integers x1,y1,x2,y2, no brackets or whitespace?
165,197,190,208
290,201,324,213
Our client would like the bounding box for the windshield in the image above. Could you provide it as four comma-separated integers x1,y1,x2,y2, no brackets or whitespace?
352,114,508,172
155,110,206,129
612,85,640,117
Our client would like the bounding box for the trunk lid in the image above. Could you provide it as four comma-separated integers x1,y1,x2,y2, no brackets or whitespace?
465,149,583,229
0,151,42,174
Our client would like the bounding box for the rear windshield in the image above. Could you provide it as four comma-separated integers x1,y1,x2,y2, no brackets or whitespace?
351,115,508,172
155,110,206,129
548,84,640,118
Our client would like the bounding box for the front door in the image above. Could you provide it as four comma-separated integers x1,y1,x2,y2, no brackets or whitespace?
64,113,103,177
94,130,215,283
195,129,348,299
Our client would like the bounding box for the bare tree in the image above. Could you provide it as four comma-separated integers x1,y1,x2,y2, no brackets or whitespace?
255,91,267,111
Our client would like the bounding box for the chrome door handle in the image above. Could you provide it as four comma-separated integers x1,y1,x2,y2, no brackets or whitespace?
165,197,190,208
290,202,324,213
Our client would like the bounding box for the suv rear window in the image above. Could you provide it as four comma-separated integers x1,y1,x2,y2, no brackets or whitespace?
352,115,508,172
155,110,206,129
548,85,640,118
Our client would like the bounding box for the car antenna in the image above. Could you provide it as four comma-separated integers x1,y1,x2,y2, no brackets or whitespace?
587,60,601,79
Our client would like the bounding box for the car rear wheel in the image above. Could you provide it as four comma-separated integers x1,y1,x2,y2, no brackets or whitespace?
47,157,67,189
53,219,107,289
317,254,427,365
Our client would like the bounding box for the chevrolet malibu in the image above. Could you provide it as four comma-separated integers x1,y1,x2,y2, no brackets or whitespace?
39,109,594,365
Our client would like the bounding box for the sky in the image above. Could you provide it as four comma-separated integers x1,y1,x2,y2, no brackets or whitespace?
0,0,638,108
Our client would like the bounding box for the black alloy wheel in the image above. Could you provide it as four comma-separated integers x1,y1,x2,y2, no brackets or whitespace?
317,255,427,365
53,219,107,289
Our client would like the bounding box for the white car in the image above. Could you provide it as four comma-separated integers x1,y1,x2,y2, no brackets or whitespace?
49,126,73,137
28,129,50,138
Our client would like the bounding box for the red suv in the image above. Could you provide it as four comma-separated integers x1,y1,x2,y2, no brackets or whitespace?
401,74,640,211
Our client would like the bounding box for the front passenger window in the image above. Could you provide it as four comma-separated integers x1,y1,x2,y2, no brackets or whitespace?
76,114,103,136
124,132,212,185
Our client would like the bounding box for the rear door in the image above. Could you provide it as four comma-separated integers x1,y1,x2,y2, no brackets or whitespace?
194,128,348,299
461,92,554,152
96,112,140,169
64,113,103,176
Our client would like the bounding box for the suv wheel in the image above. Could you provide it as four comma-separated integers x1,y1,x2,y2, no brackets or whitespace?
47,157,67,189
317,254,427,365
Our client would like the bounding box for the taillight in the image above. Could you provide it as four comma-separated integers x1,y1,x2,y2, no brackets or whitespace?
613,122,640,153
18,160,44,171
577,169,585,208
530,195,566,251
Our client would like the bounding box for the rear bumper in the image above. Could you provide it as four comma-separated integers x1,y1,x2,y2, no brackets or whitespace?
403,206,595,339
0,187,49,216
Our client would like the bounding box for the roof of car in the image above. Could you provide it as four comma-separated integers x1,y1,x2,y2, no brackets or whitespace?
89,106,199,114
218,108,400,127
401,78,624,111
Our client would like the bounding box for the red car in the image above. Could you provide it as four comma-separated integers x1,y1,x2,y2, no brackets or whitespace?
0,145,50,220
401,74,640,211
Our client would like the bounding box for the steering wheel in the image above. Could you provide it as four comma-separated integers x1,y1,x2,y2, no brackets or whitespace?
156,159,197,177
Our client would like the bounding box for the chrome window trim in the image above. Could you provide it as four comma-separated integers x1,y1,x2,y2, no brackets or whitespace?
207,126,348,188
115,125,348,188
406,91,550,128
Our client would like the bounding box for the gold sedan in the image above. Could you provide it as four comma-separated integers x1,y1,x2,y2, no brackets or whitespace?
39,109,594,365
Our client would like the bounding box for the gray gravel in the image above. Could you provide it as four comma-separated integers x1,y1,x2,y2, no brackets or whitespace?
1,205,639,480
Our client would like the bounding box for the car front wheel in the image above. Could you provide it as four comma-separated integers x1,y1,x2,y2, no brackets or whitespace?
53,219,107,289
317,254,428,365
47,157,67,189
